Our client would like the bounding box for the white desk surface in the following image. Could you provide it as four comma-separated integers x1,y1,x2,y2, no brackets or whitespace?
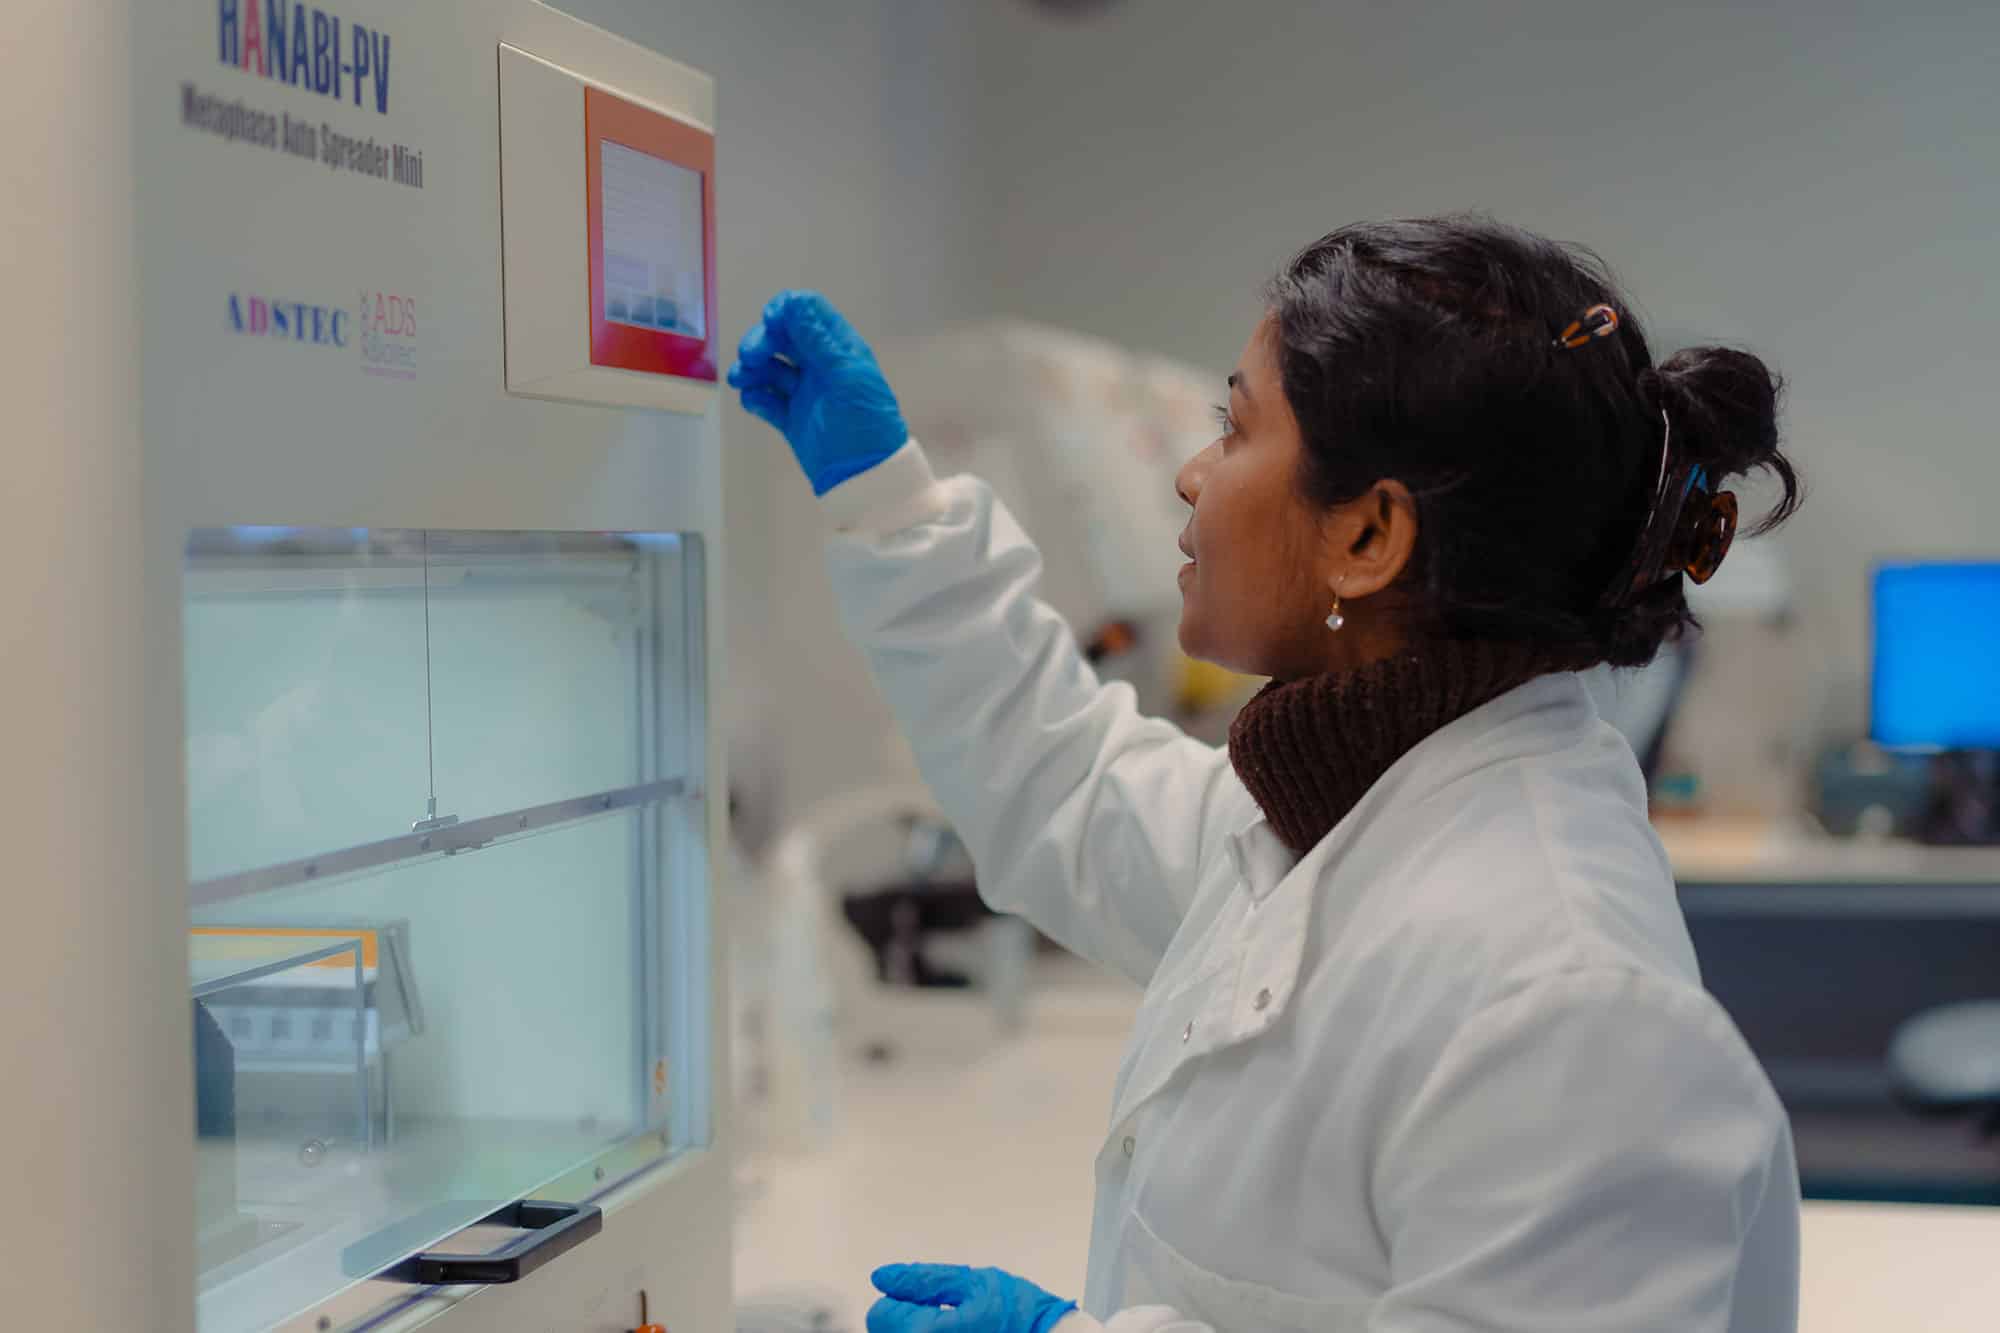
1801,1200,2000,1332
1660,816,2000,885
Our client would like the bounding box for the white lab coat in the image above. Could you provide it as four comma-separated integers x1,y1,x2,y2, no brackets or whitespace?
821,442,1800,1333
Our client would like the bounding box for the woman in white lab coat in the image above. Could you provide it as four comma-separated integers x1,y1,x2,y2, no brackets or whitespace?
729,215,1804,1333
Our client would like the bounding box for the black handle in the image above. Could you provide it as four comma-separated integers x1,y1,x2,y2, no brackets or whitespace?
350,1200,603,1286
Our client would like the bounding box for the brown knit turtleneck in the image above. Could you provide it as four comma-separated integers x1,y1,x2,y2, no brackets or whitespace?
1227,639,1604,856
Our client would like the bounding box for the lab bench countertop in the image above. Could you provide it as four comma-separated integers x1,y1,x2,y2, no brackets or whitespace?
1800,1200,2000,1332
1660,816,2000,886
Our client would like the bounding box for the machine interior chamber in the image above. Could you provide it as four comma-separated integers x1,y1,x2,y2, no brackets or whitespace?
181,526,711,1333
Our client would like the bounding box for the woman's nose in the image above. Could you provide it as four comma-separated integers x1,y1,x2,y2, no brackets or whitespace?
1176,441,1219,508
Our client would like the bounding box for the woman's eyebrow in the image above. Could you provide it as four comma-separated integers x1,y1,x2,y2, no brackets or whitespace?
1228,371,1251,401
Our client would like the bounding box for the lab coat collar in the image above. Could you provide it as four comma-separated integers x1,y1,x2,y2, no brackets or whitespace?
1225,819,1297,906
1329,669,1603,849
1106,672,1607,1131
1242,669,1603,912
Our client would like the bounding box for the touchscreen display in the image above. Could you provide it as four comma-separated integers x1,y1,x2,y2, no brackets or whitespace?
599,140,706,340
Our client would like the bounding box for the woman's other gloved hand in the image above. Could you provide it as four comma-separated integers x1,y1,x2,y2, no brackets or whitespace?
867,1263,1078,1333
727,290,909,496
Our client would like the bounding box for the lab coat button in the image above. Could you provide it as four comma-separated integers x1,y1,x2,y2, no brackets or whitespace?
1122,1136,1136,1158
1182,1022,1193,1043
1254,987,1272,1012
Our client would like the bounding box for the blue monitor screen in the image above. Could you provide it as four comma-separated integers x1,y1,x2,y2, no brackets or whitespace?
1873,563,2000,749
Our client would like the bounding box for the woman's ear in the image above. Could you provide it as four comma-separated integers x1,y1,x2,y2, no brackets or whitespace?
1323,480,1418,599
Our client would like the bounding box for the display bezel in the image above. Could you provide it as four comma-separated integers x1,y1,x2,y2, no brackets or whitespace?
584,85,718,382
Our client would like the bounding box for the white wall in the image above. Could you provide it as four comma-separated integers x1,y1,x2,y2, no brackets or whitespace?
968,0,2000,731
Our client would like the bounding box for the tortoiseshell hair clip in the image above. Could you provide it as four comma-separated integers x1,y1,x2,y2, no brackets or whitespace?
1554,303,1620,350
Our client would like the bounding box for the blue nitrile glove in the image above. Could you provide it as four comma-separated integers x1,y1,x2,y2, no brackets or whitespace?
726,290,909,496
867,1263,1078,1333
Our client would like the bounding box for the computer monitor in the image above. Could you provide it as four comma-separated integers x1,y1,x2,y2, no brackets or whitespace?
1872,562,2000,750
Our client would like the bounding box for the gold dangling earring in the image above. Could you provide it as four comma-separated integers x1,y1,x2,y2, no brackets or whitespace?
1325,585,1346,634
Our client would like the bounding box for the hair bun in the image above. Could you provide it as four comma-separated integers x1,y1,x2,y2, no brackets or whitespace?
1646,345,1800,535
1648,344,1808,536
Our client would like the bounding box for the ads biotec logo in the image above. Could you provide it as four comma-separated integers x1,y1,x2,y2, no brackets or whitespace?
228,293,349,347
358,289,418,379
217,0,392,115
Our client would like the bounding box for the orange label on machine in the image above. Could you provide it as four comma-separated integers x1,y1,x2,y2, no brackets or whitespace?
190,926,380,969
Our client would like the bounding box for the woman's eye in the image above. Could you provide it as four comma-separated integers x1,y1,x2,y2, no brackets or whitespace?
1212,403,1239,438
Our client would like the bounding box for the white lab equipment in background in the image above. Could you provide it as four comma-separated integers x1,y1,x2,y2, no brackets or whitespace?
884,322,1246,723
749,785,1038,1152
1604,536,1816,813
1683,539,1823,814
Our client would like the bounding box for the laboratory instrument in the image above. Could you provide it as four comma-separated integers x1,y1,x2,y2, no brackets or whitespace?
15,4,731,1331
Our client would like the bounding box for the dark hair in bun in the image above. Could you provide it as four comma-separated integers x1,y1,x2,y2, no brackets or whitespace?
1266,214,1802,667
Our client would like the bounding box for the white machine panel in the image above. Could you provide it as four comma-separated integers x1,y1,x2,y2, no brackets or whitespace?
33,2,747,1330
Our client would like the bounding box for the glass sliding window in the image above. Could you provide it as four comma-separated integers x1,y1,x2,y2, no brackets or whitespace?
181,527,709,1333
